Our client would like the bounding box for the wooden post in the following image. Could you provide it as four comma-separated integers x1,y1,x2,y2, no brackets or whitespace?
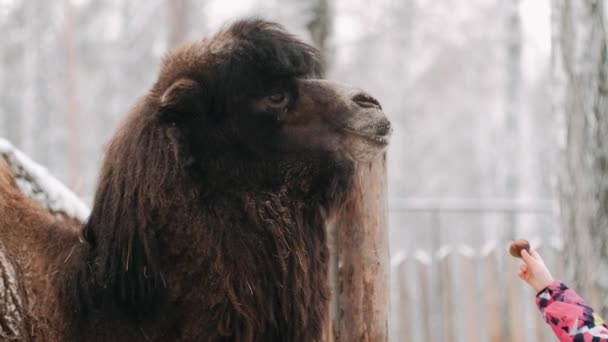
395,254,414,342
508,254,524,342
457,245,479,342
328,155,389,341
415,251,434,341
481,242,502,342
437,246,454,341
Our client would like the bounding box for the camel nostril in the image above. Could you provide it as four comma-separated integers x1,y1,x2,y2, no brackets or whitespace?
376,120,392,136
352,93,382,110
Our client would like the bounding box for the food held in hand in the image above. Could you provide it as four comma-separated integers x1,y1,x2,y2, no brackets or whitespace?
509,239,531,258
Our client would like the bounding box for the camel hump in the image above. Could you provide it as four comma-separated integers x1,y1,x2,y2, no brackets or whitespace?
0,138,90,223
0,239,30,341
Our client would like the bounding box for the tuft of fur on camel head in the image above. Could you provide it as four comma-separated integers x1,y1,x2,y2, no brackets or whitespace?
0,18,391,341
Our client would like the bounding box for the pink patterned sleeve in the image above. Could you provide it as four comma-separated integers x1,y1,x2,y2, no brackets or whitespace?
536,280,608,341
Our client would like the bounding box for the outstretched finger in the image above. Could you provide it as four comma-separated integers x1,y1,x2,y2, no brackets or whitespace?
530,249,543,261
520,249,534,264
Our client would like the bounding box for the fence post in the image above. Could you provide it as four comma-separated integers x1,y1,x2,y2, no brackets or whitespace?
415,251,434,340
457,245,480,342
481,241,503,342
394,253,414,342
508,252,525,342
533,243,548,342
328,155,389,341
437,246,454,341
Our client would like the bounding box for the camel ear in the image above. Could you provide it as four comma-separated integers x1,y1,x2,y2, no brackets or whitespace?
159,78,204,122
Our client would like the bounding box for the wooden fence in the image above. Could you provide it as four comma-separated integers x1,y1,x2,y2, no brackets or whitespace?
390,240,564,341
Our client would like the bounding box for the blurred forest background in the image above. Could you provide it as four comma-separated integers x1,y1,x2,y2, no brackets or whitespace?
1,0,607,341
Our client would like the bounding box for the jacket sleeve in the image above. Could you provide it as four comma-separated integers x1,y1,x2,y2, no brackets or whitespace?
536,280,608,341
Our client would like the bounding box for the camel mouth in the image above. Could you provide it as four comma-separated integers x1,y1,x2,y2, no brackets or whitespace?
341,115,392,146
365,134,391,146
342,125,392,147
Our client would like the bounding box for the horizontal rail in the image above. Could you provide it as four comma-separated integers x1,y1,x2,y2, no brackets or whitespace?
388,197,556,214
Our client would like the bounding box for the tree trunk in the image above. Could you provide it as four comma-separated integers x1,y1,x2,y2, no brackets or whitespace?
0,37,4,139
21,0,41,155
500,0,523,207
555,0,608,316
327,155,389,341
306,0,332,68
166,0,191,49
63,0,82,193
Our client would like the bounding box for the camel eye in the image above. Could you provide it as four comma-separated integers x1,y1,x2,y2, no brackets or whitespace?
267,92,288,106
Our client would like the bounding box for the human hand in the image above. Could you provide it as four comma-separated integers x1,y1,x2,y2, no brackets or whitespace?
517,249,555,292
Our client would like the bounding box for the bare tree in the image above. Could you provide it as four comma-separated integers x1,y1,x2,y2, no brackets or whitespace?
20,0,41,156
306,0,332,67
167,0,191,48
555,0,608,316
62,0,81,192
497,0,522,213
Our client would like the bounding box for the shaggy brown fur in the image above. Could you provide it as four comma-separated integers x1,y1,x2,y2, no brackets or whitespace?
0,19,390,341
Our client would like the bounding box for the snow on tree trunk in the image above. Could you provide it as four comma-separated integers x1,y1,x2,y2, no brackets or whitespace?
555,0,608,316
